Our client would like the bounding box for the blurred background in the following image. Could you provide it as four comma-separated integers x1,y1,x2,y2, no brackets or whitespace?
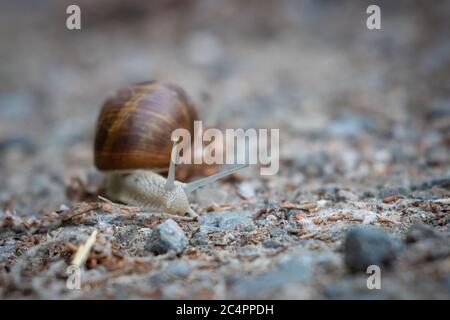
1,0,450,301
0,0,449,213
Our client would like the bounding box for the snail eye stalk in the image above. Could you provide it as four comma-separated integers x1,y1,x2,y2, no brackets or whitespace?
183,163,249,194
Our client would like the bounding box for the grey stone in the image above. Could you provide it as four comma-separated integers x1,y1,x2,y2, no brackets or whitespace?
199,211,254,232
293,152,332,178
0,241,16,263
328,113,377,138
318,183,340,201
344,226,403,272
0,136,35,154
426,146,450,166
237,245,262,257
378,187,409,199
269,227,288,239
405,224,442,244
190,225,218,246
115,225,140,244
262,239,283,249
165,260,191,278
402,232,450,263
336,149,360,173
230,252,338,299
145,219,188,255
337,189,359,202
411,175,450,191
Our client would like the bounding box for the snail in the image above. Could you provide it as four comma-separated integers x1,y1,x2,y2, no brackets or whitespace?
94,81,247,217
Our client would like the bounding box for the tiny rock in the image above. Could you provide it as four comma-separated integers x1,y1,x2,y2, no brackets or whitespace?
405,224,442,244
199,211,255,232
344,226,403,272
337,189,359,202
237,182,256,199
262,239,283,249
165,260,191,278
145,219,188,255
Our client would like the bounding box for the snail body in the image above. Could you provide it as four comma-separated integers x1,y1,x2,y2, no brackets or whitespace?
94,81,247,217
106,170,191,215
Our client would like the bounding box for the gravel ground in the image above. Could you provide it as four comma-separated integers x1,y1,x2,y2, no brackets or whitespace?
0,0,449,299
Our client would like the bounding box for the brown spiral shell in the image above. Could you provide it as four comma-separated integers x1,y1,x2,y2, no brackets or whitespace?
94,81,198,171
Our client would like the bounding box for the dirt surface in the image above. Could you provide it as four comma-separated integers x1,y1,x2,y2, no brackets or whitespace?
0,0,449,299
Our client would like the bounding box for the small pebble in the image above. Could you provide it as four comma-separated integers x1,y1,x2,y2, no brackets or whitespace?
145,219,188,255
337,190,359,202
165,260,191,278
405,224,442,244
262,239,283,249
199,211,255,232
344,226,403,272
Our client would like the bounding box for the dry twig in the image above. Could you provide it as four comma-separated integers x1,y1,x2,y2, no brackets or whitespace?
281,201,317,211
71,230,98,268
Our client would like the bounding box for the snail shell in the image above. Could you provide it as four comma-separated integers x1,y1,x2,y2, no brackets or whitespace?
94,81,198,171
